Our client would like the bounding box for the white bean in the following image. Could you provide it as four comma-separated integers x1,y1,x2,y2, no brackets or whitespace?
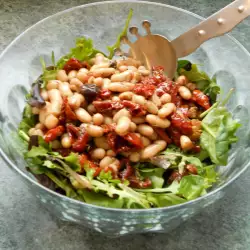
113,108,131,123
61,133,72,148
115,117,131,136
48,89,63,116
176,75,188,86
91,62,110,71
58,82,73,97
129,152,140,162
119,65,128,72
44,114,59,129
130,122,137,132
104,116,113,125
68,93,84,110
40,89,49,101
88,76,95,84
91,148,106,160
70,78,83,91
85,124,104,137
111,70,132,82
141,140,167,159
46,80,60,90
131,117,146,124
141,136,151,147
94,137,110,150
150,92,161,107
138,69,150,76
56,70,68,82
87,104,96,115
112,96,120,102
137,124,154,137
132,94,146,105
106,149,116,157
146,114,171,128
119,91,134,100
75,108,92,123
102,78,111,89
108,82,135,92
131,72,141,84
99,156,115,168
180,135,193,151
76,71,88,83
92,68,115,78
160,93,172,104
93,113,104,125
145,101,159,114
158,103,176,118
35,123,45,130
68,70,77,81
178,86,192,100
93,77,103,87
95,53,105,65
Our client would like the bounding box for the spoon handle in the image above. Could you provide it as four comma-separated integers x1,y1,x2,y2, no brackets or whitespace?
171,0,250,58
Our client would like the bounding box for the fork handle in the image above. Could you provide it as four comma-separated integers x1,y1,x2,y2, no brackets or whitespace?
171,0,250,58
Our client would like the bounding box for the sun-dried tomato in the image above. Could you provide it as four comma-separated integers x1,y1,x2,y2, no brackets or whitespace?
186,164,198,175
44,125,65,143
97,89,112,100
192,89,211,110
66,124,89,152
63,58,83,73
107,133,131,153
166,127,181,146
133,83,156,98
93,100,123,113
119,160,152,188
171,112,193,135
123,133,144,149
107,132,143,153
152,65,167,84
101,124,116,133
54,148,71,157
79,154,101,177
122,100,146,117
58,97,77,124
168,169,189,184
154,128,172,144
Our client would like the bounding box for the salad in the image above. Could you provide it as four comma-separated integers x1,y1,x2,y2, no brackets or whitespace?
18,10,240,209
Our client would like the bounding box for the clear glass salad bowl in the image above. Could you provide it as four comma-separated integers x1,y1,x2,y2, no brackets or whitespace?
1,0,250,236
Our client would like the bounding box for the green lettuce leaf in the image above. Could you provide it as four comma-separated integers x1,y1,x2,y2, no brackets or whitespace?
146,192,186,207
78,189,124,208
64,153,81,172
177,175,206,200
201,105,240,165
107,9,133,59
138,167,165,189
18,104,37,134
56,37,101,69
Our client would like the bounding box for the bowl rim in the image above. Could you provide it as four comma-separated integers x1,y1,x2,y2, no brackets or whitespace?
1,0,250,212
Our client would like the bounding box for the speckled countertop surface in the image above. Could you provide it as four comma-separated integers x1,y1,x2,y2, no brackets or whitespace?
0,0,250,249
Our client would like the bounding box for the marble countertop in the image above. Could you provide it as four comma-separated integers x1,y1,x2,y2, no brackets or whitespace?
0,0,250,249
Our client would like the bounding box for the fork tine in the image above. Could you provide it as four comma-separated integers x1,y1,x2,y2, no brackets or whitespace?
142,20,151,35
129,26,141,38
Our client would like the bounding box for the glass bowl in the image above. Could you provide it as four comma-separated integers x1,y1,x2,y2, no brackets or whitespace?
1,1,250,236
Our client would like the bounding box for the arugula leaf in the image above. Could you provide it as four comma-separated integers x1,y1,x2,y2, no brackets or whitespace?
179,64,220,103
146,193,186,207
107,9,133,59
177,175,206,200
56,37,101,69
201,105,240,165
